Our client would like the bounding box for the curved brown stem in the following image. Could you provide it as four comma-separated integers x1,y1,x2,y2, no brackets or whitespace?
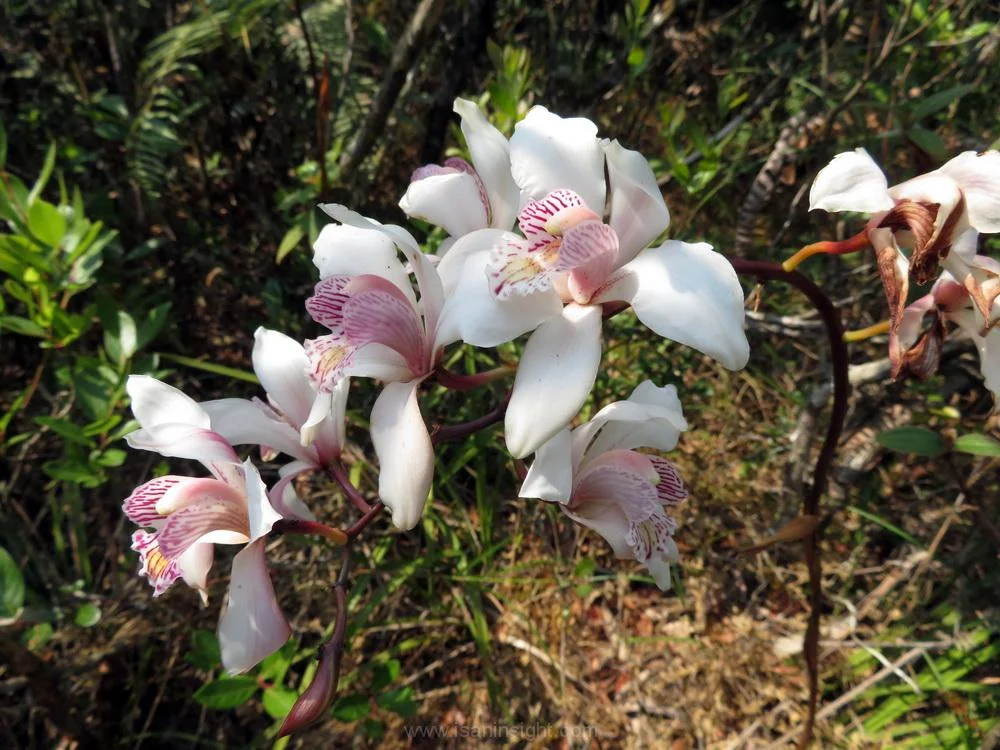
431,391,511,445
327,460,373,514
728,258,850,749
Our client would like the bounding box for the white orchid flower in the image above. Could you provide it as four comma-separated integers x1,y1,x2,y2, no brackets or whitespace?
304,206,556,530
123,375,292,673
481,105,748,458
399,98,520,239
807,148,1000,331
197,327,348,518
519,381,690,590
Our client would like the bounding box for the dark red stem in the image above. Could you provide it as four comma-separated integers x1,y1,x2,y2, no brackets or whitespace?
727,257,850,750
431,391,511,445
327,460,373,514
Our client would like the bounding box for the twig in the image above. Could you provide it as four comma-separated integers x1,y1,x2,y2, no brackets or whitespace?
339,0,447,175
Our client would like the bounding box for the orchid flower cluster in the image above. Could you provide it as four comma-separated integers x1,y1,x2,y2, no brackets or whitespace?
787,147,1000,398
119,99,750,697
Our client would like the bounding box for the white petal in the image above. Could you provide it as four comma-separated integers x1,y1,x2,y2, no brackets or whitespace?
370,380,434,530
562,500,632,558
950,309,1000,406
455,98,519,230
311,222,415,307
646,546,677,591
341,342,418,382
176,542,213,603
809,148,894,214
125,424,240,467
399,171,490,236
578,381,688,461
605,140,670,264
504,304,603,459
252,328,314,429
597,241,750,370
509,106,606,213
310,377,349,461
201,398,315,464
126,375,210,430
519,428,574,502
939,150,1000,233
218,540,290,674
433,229,562,348
242,459,284,541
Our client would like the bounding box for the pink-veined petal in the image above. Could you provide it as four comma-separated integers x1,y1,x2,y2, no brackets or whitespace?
574,449,660,511
649,457,689,505
518,190,597,236
342,285,426,371
218,539,291,674
370,380,434,531
454,98,519,230
123,475,196,526
433,229,562,349
127,375,210,431
504,303,603,458
157,499,249,561
319,204,445,335
596,240,750,370
560,221,620,303
509,106,606,212
809,148,894,214
201,398,315,464
605,139,670,264
939,150,1000,233
519,428,574,503
399,169,491,236
303,334,355,393
252,328,315,429
131,529,181,596
487,234,559,300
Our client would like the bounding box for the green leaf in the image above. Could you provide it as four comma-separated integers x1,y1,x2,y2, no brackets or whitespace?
953,433,1000,457
262,686,298,719
0,119,7,168
276,224,305,264
258,639,296,684
906,126,947,161
35,416,91,446
331,692,370,722
22,622,54,650
361,719,386,740
42,458,102,484
876,426,946,456
185,629,222,670
74,602,102,627
93,448,127,467
192,676,259,709
371,658,401,692
911,84,975,121
376,687,417,718
136,302,172,350
0,546,25,620
0,315,47,338
27,143,57,206
27,200,66,247
102,309,138,364
157,353,259,384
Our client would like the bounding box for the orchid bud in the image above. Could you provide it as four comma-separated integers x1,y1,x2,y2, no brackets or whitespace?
278,645,340,737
